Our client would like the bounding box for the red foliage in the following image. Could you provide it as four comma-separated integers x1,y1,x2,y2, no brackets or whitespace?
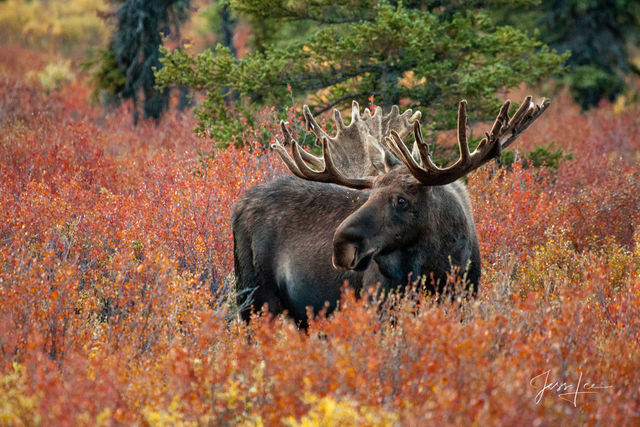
1,52,640,425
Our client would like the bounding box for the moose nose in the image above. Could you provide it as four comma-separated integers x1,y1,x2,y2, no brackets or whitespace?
332,226,366,270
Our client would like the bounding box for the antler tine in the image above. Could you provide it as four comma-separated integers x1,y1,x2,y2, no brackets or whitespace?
389,128,463,185
279,120,324,169
457,100,471,163
383,134,403,160
351,101,361,123
303,105,332,142
333,108,347,132
474,100,511,157
499,97,550,150
413,121,440,172
389,96,550,186
388,105,400,119
490,100,511,139
383,121,436,171
408,110,422,125
389,131,424,177
271,140,307,180
289,138,373,189
507,95,533,131
279,120,294,146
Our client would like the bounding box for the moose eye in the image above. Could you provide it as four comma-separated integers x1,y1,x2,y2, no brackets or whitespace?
396,196,408,208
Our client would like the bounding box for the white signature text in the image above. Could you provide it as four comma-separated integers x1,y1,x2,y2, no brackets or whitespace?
530,369,614,407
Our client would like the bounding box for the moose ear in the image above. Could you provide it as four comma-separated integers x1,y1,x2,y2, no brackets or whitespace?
370,144,400,173
365,134,400,173
382,149,401,172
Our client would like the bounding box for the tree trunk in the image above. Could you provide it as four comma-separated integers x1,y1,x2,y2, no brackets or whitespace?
220,3,238,105
380,63,399,113
221,3,237,58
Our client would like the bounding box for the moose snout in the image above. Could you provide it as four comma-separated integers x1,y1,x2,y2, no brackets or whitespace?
332,239,358,270
332,225,374,271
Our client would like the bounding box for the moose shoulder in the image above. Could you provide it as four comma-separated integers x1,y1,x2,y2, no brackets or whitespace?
233,97,550,326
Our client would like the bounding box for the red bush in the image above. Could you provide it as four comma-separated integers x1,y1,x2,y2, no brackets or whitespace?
1,55,639,425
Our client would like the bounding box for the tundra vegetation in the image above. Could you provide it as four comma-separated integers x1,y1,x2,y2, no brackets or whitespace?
1,1,640,425
2,43,640,425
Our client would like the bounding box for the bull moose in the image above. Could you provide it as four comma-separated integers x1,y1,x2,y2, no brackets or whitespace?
233,97,549,326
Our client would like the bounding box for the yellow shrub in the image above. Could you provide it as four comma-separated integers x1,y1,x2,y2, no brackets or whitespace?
599,237,633,290
36,60,75,92
143,396,196,427
284,393,398,427
0,0,109,49
0,363,42,427
518,227,584,294
631,227,640,281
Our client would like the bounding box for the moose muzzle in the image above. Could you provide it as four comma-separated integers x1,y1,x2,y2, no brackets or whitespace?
332,228,376,271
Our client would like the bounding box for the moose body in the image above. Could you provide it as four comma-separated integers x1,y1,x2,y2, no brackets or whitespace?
233,177,365,323
233,98,549,325
233,172,480,325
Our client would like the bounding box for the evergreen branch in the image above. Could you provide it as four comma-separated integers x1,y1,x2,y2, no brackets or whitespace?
313,92,373,115
289,63,409,93
235,1,374,25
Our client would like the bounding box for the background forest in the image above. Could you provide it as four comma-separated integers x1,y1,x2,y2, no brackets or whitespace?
1,0,640,425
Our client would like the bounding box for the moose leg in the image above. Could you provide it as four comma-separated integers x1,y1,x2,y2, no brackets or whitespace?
234,233,286,322
241,284,286,321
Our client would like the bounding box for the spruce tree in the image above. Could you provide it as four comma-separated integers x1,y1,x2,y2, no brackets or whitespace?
498,0,640,109
90,0,192,124
156,0,566,143
539,0,640,109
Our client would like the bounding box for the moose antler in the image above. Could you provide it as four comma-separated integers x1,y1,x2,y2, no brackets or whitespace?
272,101,421,189
385,96,550,186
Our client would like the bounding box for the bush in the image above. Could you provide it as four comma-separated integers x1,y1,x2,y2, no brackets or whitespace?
36,60,75,93
1,61,639,424
0,0,108,52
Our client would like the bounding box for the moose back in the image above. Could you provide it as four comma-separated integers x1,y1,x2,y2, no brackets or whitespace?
233,98,549,326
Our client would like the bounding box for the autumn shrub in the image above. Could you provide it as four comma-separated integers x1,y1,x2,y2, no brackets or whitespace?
0,0,108,53
36,60,75,93
1,64,639,425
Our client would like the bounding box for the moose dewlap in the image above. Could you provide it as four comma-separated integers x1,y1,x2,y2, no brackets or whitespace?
232,97,550,326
